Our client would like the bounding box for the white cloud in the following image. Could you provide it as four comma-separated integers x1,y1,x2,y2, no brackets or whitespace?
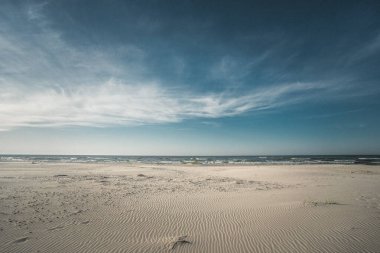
209,52,271,82
0,80,326,131
0,2,330,131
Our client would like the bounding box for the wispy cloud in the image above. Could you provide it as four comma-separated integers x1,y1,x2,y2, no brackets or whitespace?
209,51,272,84
0,2,336,131
347,32,380,63
0,2,144,88
0,80,327,131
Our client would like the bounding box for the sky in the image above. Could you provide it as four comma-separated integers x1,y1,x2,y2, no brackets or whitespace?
0,0,380,155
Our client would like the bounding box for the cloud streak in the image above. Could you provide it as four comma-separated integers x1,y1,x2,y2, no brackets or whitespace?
0,2,334,131
0,80,326,131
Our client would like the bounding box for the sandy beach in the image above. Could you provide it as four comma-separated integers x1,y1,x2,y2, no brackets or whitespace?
0,162,379,252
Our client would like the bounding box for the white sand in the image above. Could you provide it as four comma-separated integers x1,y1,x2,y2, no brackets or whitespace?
0,162,379,252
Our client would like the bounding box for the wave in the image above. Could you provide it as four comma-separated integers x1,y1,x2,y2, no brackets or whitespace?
1,155,379,165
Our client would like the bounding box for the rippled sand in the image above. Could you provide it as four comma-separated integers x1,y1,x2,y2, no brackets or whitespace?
1,163,379,252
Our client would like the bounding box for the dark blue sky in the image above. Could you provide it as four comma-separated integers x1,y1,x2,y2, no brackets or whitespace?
0,0,379,155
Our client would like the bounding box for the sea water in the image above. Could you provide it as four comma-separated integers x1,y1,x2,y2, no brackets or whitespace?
0,155,379,165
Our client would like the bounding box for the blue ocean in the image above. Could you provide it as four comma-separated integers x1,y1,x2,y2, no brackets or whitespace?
0,155,379,165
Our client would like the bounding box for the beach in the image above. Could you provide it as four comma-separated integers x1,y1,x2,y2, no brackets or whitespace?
1,162,379,252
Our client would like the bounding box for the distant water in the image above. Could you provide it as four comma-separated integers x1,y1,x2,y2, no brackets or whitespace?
0,155,380,165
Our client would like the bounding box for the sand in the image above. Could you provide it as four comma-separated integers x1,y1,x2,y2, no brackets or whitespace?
0,162,379,252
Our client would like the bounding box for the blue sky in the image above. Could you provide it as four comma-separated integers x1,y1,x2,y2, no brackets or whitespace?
0,0,379,155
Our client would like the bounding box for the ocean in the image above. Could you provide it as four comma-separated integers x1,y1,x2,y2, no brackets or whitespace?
0,155,379,165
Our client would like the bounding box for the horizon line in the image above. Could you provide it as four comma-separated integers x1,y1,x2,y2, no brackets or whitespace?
1,154,379,157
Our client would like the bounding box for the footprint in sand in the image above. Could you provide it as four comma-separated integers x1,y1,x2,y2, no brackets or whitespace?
168,235,191,250
13,237,29,243
47,225,65,231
